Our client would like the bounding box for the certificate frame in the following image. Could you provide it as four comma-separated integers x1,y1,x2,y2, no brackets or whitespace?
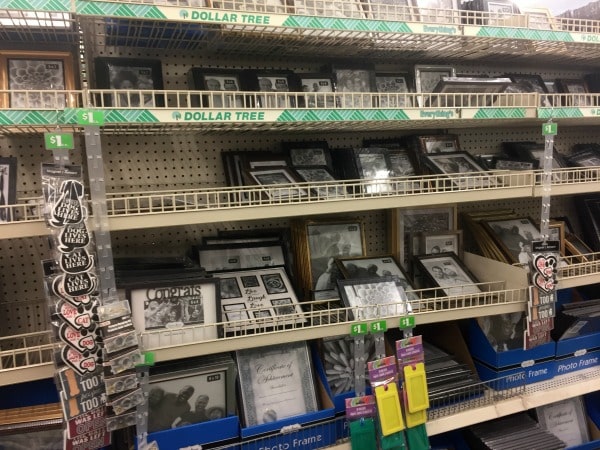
187,67,246,108
94,57,164,107
0,157,17,223
413,252,482,296
337,277,409,320
481,216,542,263
236,341,319,427
197,242,287,273
536,397,590,447
127,277,221,342
0,50,76,109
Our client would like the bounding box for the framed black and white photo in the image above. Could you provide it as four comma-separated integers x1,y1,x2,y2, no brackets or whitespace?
476,312,525,352
244,166,308,201
294,73,336,108
197,242,287,273
417,230,463,259
481,216,542,263
354,147,393,193
212,267,304,334
417,134,461,155
414,252,481,296
0,157,17,223
568,148,600,167
414,64,456,106
429,76,512,107
148,355,236,433
282,140,332,169
337,277,409,319
294,167,345,199
536,397,590,447
556,78,591,107
391,205,457,269
242,70,296,108
375,72,412,107
95,57,164,107
423,151,494,189
236,341,319,426
328,64,377,108
386,149,418,177
1,50,75,109
128,277,221,347
187,68,245,108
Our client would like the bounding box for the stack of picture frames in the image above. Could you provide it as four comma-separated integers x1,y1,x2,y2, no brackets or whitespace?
195,228,306,336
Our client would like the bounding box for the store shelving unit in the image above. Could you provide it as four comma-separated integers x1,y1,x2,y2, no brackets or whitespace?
2,0,600,446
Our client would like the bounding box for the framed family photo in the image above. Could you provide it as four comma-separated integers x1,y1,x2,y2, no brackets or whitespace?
95,57,164,107
417,230,463,259
128,277,221,347
188,68,245,108
0,157,17,223
414,252,481,296
0,50,76,109
481,216,542,263
375,72,412,108
329,64,377,108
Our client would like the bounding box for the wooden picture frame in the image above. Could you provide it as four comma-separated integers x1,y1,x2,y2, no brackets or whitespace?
0,157,17,223
0,50,76,109
187,67,245,108
94,57,164,108
413,252,481,296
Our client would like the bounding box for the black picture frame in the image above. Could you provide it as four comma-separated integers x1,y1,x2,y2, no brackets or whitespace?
555,78,591,107
243,166,308,201
282,140,332,170
292,72,336,108
197,241,287,273
492,157,538,171
293,166,345,199
94,57,164,107
430,76,512,107
504,73,552,107
187,68,247,108
576,195,600,252
413,252,482,297
326,63,377,108
567,148,600,168
0,156,17,223
241,69,298,108
423,151,495,189
481,216,543,263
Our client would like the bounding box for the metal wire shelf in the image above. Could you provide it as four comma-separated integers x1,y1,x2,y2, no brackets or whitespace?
0,331,54,371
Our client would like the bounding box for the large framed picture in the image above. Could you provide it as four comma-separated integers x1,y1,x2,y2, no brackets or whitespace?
212,267,304,334
94,57,164,107
0,157,17,223
243,166,308,201
197,242,287,273
302,219,366,293
128,277,221,348
294,73,336,108
481,216,543,263
236,342,319,426
187,68,245,108
423,151,495,189
0,50,75,109
148,355,236,433
338,277,409,319
390,205,457,269
413,252,481,296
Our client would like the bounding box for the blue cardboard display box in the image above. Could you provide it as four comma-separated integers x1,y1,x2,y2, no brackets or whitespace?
140,415,240,449
554,314,600,377
235,345,336,450
467,318,555,387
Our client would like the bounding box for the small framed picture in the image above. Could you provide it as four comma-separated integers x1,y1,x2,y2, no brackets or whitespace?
337,277,409,320
417,230,463,259
187,68,245,108
94,57,164,107
197,242,287,273
0,157,17,223
375,72,412,107
242,70,296,108
413,252,481,296
327,64,377,108
354,147,393,193
391,205,457,269
481,217,542,263
423,151,492,188
414,64,456,106
244,166,308,201
294,73,336,108
336,255,415,291
555,78,591,107
1,50,76,108
417,134,461,155
282,140,332,169
128,277,221,346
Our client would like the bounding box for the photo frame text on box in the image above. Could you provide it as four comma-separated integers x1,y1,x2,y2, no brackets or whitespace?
413,252,481,296
0,157,17,223
337,277,409,320
127,277,221,342
0,50,76,109
236,341,318,427
187,67,245,108
94,57,164,107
